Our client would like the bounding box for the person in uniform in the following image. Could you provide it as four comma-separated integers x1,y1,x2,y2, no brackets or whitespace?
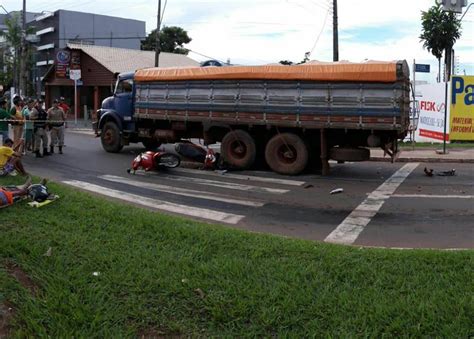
47,99,66,154
30,99,51,158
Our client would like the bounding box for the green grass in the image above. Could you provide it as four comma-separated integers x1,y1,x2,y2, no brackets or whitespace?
0,176,473,337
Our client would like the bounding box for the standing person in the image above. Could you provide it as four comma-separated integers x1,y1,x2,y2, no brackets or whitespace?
0,98,10,143
0,138,27,176
9,96,25,152
22,98,35,152
58,96,70,117
30,99,51,158
47,99,66,154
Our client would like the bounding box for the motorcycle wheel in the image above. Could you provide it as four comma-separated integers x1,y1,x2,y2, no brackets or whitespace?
155,153,181,168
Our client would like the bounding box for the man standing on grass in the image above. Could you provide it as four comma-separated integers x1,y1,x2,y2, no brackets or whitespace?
47,99,66,154
0,138,27,176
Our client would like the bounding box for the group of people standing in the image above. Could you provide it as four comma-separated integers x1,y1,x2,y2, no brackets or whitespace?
0,95,69,158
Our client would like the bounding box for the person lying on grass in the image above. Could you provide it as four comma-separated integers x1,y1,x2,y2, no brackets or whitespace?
0,176,49,208
0,138,27,176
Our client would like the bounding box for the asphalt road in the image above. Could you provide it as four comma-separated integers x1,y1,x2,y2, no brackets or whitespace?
22,130,474,249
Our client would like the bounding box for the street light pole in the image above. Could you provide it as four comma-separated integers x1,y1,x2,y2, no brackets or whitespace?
154,0,161,67
332,0,339,61
20,0,26,96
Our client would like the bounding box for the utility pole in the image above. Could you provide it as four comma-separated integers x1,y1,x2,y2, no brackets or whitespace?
20,0,26,96
154,0,161,67
332,0,339,61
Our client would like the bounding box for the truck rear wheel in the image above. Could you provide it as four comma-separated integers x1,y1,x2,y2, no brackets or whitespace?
265,133,308,175
221,129,256,169
101,121,123,153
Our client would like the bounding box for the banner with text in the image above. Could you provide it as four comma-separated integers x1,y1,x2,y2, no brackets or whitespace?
450,76,474,141
415,83,449,142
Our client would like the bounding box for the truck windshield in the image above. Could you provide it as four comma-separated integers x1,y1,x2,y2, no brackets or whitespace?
115,78,133,95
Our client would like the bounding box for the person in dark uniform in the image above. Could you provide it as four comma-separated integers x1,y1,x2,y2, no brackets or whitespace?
30,99,51,158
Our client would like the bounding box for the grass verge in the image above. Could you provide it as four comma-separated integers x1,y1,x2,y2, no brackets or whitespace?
0,176,473,337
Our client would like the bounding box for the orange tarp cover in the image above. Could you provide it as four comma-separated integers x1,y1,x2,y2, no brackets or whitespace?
135,61,400,83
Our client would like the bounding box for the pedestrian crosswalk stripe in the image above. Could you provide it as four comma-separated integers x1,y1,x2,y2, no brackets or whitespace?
171,168,306,186
135,171,289,194
324,163,419,245
63,180,245,224
100,175,265,207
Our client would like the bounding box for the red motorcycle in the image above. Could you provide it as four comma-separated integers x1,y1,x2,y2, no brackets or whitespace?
127,151,181,174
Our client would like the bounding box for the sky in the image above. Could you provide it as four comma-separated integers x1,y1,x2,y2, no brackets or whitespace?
2,0,473,82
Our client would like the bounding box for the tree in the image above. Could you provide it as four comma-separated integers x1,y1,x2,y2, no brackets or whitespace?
0,13,22,91
279,60,294,65
420,3,462,82
141,26,192,54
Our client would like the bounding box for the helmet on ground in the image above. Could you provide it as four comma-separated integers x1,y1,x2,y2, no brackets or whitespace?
28,184,50,202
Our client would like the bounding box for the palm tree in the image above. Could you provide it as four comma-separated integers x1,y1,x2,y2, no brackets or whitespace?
420,3,462,82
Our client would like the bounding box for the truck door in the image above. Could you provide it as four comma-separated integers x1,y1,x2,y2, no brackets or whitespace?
114,78,134,118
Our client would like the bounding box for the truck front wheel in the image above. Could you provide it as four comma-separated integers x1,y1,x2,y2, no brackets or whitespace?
101,121,123,153
265,133,308,175
221,129,256,169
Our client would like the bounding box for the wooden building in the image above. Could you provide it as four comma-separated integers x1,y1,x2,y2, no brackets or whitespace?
42,43,199,119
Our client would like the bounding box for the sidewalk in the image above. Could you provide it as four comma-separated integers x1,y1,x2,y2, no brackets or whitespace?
370,147,474,163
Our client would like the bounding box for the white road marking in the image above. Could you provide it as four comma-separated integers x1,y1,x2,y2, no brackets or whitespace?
135,171,289,194
325,163,419,245
63,180,245,224
392,194,474,199
171,167,306,186
67,130,94,136
100,175,265,207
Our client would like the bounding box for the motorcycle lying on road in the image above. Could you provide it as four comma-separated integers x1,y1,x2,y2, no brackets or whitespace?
127,150,181,174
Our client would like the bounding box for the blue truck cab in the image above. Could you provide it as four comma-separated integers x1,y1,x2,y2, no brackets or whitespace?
94,72,137,152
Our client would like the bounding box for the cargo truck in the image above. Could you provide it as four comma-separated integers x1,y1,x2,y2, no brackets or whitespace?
93,61,410,175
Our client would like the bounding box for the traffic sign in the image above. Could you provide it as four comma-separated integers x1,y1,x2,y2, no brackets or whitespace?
69,69,82,80
415,64,430,73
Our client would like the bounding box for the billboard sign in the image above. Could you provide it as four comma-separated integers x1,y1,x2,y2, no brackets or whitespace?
450,76,474,141
415,83,449,142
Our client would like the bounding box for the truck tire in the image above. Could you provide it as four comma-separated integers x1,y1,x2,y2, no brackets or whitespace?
221,129,256,169
142,139,161,151
101,121,123,153
265,133,308,175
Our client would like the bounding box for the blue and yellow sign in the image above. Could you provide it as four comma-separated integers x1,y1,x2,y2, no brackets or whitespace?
450,76,474,141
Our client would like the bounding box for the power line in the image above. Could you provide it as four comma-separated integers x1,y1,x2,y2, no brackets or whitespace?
308,8,330,57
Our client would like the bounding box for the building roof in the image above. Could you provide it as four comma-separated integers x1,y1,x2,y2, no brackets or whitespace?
67,43,199,74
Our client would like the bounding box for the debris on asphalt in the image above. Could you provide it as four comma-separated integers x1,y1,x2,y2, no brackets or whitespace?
330,188,344,195
424,167,456,177
215,170,227,175
304,184,314,189
437,169,456,176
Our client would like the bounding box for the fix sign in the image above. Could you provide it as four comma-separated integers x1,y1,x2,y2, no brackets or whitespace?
415,83,448,142
450,76,474,141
